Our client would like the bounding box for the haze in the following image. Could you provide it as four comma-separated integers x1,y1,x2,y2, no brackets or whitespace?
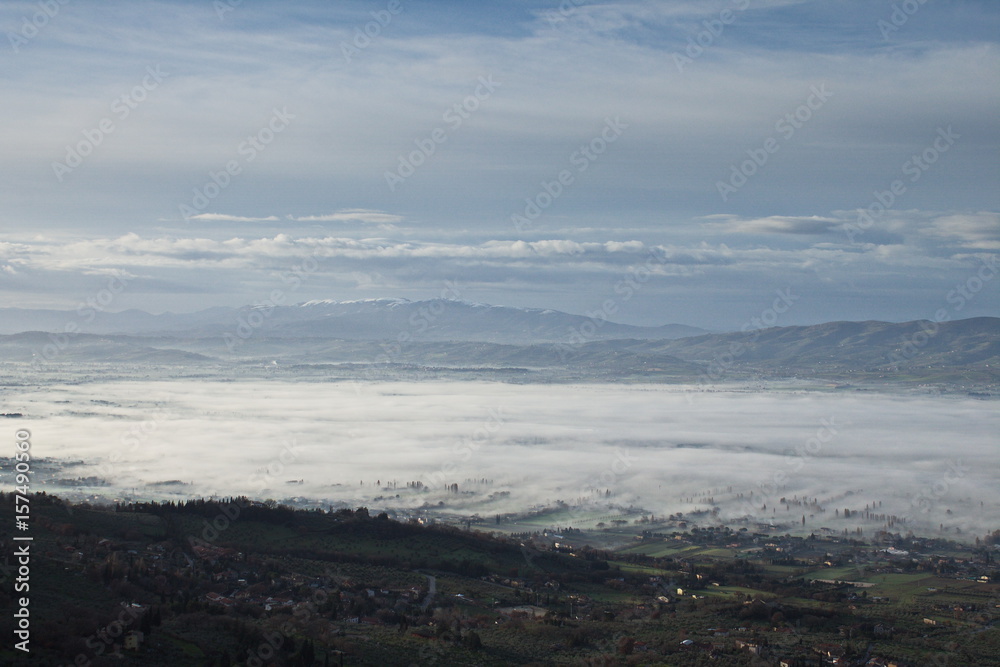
5,379,996,540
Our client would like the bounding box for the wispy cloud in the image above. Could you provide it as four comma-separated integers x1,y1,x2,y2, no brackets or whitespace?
1,206,995,329
701,214,843,236
918,212,1000,249
188,210,404,225
189,214,282,223
0,0,996,326
289,210,405,225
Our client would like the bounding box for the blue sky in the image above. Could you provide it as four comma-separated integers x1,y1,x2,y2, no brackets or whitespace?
0,0,997,329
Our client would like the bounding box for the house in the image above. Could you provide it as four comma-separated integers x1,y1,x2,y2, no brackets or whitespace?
263,597,294,611
679,639,713,653
873,623,893,637
192,544,240,562
124,631,144,651
813,643,845,659
205,592,234,607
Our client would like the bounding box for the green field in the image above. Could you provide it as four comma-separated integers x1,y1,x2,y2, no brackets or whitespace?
608,560,682,577
618,540,721,560
703,585,777,600
805,565,863,581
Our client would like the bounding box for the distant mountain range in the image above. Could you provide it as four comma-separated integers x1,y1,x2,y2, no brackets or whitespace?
0,298,706,343
636,316,1000,367
0,300,996,386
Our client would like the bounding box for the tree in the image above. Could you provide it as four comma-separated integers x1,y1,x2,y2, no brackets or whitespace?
463,631,483,651
295,639,316,666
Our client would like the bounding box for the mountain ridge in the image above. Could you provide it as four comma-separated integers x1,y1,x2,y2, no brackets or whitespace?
1,316,996,387
0,299,707,343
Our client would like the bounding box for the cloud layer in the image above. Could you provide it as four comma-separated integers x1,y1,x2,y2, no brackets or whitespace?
0,0,996,327
8,379,998,538
1,208,996,328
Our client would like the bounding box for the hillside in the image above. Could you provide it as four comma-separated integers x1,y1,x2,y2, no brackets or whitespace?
0,299,706,344
629,317,1000,381
1,493,997,666
2,317,996,388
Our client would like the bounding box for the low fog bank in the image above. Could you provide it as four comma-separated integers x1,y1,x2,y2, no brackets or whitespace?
2,381,996,541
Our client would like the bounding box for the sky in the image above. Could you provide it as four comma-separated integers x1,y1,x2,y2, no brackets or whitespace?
0,0,997,329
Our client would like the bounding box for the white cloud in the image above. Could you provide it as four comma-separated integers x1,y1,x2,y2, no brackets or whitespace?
189,210,408,225
189,214,282,223
290,210,405,225
0,1,996,325
920,212,1000,248
701,214,843,235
